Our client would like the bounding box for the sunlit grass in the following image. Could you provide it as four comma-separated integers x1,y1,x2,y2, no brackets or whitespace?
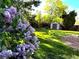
52,39,64,44
33,29,79,59
42,43,53,48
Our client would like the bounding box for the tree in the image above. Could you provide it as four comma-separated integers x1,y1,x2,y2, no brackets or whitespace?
62,10,77,30
41,13,52,23
43,0,67,17
42,0,67,28
35,11,42,27
53,16,63,23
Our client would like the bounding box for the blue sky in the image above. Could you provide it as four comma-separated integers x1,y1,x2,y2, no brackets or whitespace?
62,0,79,10
38,0,79,11
62,0,79,20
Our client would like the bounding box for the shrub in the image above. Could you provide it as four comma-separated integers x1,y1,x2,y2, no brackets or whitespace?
0,6,39,59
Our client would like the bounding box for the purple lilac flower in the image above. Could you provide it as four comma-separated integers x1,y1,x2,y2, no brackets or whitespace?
29,44,36,54
4,11,12,23
31,36,40,48
30,43,36,50
28,43,36,54
22,44,30,52
6,6,17,15
12,52,19,57
17,21,29,31
24,44,30,48
16,44,30,52
4,11,11,19
16,44,31,56
30,48,34,54
28,26,35,33
16,45,25,56
5,6,17,20
22,24,28,31
22,43,36,54
24,36,32,40
34,42,40,49
17,21,23,29
0,50,12,57
10,6,17,14
24,31,31,36
4,6,17,23
22,46,26,52
16,45,22,52
32,36,38,42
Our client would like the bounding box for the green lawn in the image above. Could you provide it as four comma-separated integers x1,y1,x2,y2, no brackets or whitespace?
33,28,79,59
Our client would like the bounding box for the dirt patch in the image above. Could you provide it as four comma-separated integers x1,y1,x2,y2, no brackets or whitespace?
61,35,79,49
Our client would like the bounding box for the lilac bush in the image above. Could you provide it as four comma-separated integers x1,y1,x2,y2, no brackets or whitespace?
0,6,40,59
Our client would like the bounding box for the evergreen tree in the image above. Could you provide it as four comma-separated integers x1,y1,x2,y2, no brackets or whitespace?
62,10,77,30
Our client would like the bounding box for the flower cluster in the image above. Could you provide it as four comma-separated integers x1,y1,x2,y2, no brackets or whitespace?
0,6,39,59
4,6,17,23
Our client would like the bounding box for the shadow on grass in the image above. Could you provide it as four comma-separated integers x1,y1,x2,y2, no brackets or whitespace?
33,38,79,59
33,29,79,59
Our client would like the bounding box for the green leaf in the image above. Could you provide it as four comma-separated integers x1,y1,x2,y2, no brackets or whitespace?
11,15,19,28
3,0,12,6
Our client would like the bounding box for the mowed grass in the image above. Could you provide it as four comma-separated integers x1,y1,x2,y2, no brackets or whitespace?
33,28,79,59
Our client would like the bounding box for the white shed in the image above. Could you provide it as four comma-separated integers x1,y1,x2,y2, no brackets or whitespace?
50,22,60,30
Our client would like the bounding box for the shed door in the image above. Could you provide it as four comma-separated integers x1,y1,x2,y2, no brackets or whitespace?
53,24,57,29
